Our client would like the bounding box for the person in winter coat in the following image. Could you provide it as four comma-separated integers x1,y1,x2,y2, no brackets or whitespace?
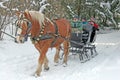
89,17,99,30
89,17,99,42
81,18,93,43
81,18,93,32
71,16,83,33
72,16,81,28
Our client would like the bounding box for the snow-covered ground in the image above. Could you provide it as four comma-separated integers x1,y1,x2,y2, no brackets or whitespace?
0,30,120,80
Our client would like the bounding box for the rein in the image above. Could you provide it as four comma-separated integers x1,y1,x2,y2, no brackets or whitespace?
0,30,16,39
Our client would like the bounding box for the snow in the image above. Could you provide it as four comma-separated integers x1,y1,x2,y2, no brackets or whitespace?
100,2,111,9
39,3,50,13
39,0,50,13
95,9,106,18
0,30,120,80
0,2,7,8
0,0,9,8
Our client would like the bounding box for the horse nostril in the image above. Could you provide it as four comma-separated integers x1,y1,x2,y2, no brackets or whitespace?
20,40,23,43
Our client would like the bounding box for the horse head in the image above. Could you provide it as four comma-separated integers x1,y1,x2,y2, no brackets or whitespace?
15,10,46,43
15,10,32,43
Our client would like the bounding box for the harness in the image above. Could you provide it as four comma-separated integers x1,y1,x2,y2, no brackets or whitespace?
51,20,60,47
30,19,61,47
30,23,53,44
15,14,68,46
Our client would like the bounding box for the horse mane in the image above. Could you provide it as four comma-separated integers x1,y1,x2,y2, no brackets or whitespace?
24,10,46,37
25,10,45,26
24,10,54,37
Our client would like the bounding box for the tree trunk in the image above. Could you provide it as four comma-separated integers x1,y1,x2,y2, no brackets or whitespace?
0,30,3,40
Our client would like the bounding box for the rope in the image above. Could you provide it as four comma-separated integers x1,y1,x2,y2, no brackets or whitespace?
0,30,16,39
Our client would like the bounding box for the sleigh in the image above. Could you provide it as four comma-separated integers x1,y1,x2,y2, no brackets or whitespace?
69,22,98,63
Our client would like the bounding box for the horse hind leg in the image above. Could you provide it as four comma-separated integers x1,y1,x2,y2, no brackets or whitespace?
63,41,69,67
44,56,49,71
54,45,60,66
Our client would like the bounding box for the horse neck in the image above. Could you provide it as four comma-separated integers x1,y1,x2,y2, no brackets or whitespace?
30,19,42,37
26,12,55,38
30,18,51,37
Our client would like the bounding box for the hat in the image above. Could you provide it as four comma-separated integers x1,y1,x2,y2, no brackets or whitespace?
90,17,95,21
73,15,79,19
82,17,86,20
82,18,87,21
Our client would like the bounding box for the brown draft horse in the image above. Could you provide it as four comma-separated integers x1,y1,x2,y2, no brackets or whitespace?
15,10,71,76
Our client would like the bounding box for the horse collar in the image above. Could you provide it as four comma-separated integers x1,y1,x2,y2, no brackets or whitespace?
30,19,60,44
30,23,46,44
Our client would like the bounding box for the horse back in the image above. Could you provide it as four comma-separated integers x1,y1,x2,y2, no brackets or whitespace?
54,18,71,37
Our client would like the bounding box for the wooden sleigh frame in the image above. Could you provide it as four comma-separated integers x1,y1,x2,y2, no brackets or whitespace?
69,30,98,63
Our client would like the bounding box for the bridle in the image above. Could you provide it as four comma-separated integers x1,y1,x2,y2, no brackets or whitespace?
15,13,32,41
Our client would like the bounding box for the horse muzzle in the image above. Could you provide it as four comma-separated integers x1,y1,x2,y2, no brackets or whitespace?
15,36,25,43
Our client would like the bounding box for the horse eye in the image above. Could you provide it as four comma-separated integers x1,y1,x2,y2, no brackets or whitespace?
15,21,22,29
17,25,20,28
16,24,22,29
16,23,20,27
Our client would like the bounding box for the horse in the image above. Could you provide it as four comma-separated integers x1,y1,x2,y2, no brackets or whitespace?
15,10,71,76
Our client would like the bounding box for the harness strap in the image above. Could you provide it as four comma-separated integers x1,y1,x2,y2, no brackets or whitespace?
50,20,60,47
30,20,60,44
52,20,59,35
15,19,32,41
30,19,70,45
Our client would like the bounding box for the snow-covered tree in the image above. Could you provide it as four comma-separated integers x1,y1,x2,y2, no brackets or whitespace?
0,0,50,40
61,0,120,28
0,0,15,40
0,0,120,40
93,0,120,28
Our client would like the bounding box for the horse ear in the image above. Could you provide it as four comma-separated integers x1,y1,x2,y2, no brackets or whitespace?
24,9,31,19
24,9,28,16
25,9,29,12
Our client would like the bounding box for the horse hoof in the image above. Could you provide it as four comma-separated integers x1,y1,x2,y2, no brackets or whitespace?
44,67,49,71
34,71,40,77
63,63,67,67
54,62,59,66
34,73,40,77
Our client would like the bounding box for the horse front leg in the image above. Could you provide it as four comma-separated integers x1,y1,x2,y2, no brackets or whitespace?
35,55,45,76
63,41,69,67
34,44,49,77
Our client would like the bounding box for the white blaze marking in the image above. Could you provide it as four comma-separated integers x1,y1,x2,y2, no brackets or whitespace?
16,28,22,43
